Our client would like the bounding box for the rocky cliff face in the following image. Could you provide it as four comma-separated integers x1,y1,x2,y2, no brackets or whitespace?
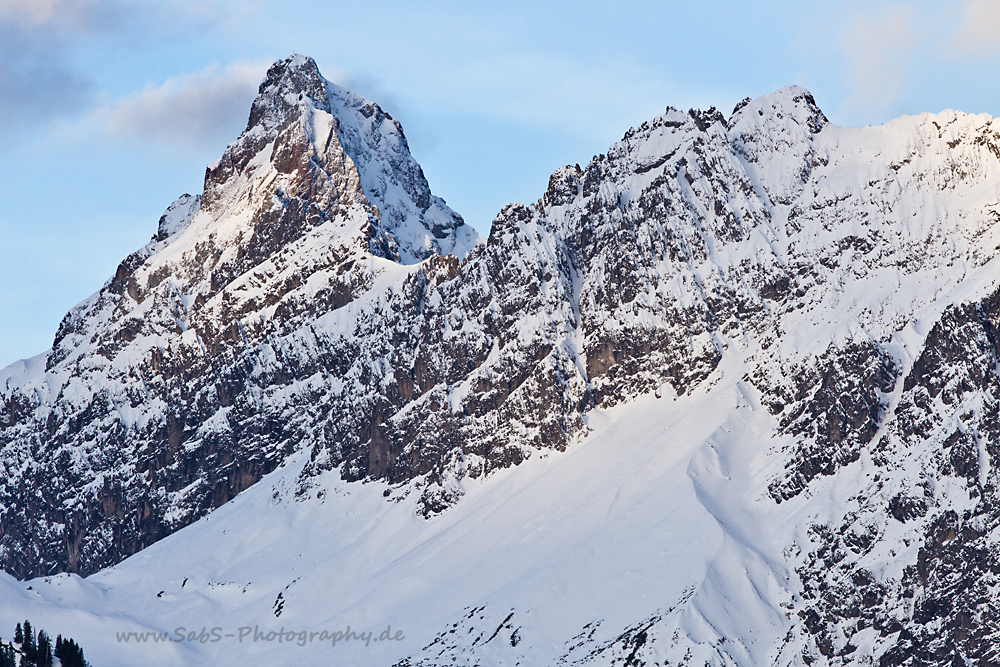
4,55,1000,666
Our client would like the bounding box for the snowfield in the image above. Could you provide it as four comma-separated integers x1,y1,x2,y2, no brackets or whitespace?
0,368,759,666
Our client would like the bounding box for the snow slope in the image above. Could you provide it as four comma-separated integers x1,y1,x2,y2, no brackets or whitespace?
0,363,771,666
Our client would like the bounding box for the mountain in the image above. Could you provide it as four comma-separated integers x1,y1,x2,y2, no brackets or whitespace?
3,55,1000,666
1,54,481,578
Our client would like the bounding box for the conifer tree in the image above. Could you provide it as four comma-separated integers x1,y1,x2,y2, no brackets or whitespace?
20,622,33,664
53,636,87,667
10,622,87,667
36,631,52,667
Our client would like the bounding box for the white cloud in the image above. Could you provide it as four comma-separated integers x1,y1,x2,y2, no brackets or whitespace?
0,0,120,30
0,0,71,26
951,0,1000,54
0,0,101,142
838,5,915,120
102,60,268,147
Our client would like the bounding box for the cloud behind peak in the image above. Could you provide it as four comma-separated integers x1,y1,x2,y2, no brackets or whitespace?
102,60,269,148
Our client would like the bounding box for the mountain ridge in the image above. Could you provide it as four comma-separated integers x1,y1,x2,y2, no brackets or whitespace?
3,55,1000,665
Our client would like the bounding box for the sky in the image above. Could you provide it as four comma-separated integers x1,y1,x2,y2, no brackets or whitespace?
2,0,1000,367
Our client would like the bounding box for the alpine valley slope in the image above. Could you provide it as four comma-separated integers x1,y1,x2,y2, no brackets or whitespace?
4,54,1000,665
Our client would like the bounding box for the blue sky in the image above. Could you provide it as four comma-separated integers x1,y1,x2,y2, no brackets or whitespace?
2,0,1000,367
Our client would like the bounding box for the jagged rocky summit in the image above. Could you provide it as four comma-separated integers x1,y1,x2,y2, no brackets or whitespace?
5,54,1000,666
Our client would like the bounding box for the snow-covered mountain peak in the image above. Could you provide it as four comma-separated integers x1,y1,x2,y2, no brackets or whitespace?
730,85,827,129
727,86,829,207
202,54,480,263
245,54,331,134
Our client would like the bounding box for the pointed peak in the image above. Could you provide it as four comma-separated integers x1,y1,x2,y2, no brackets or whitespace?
201,54,479,263
246,55,331,133
258,54,324,94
